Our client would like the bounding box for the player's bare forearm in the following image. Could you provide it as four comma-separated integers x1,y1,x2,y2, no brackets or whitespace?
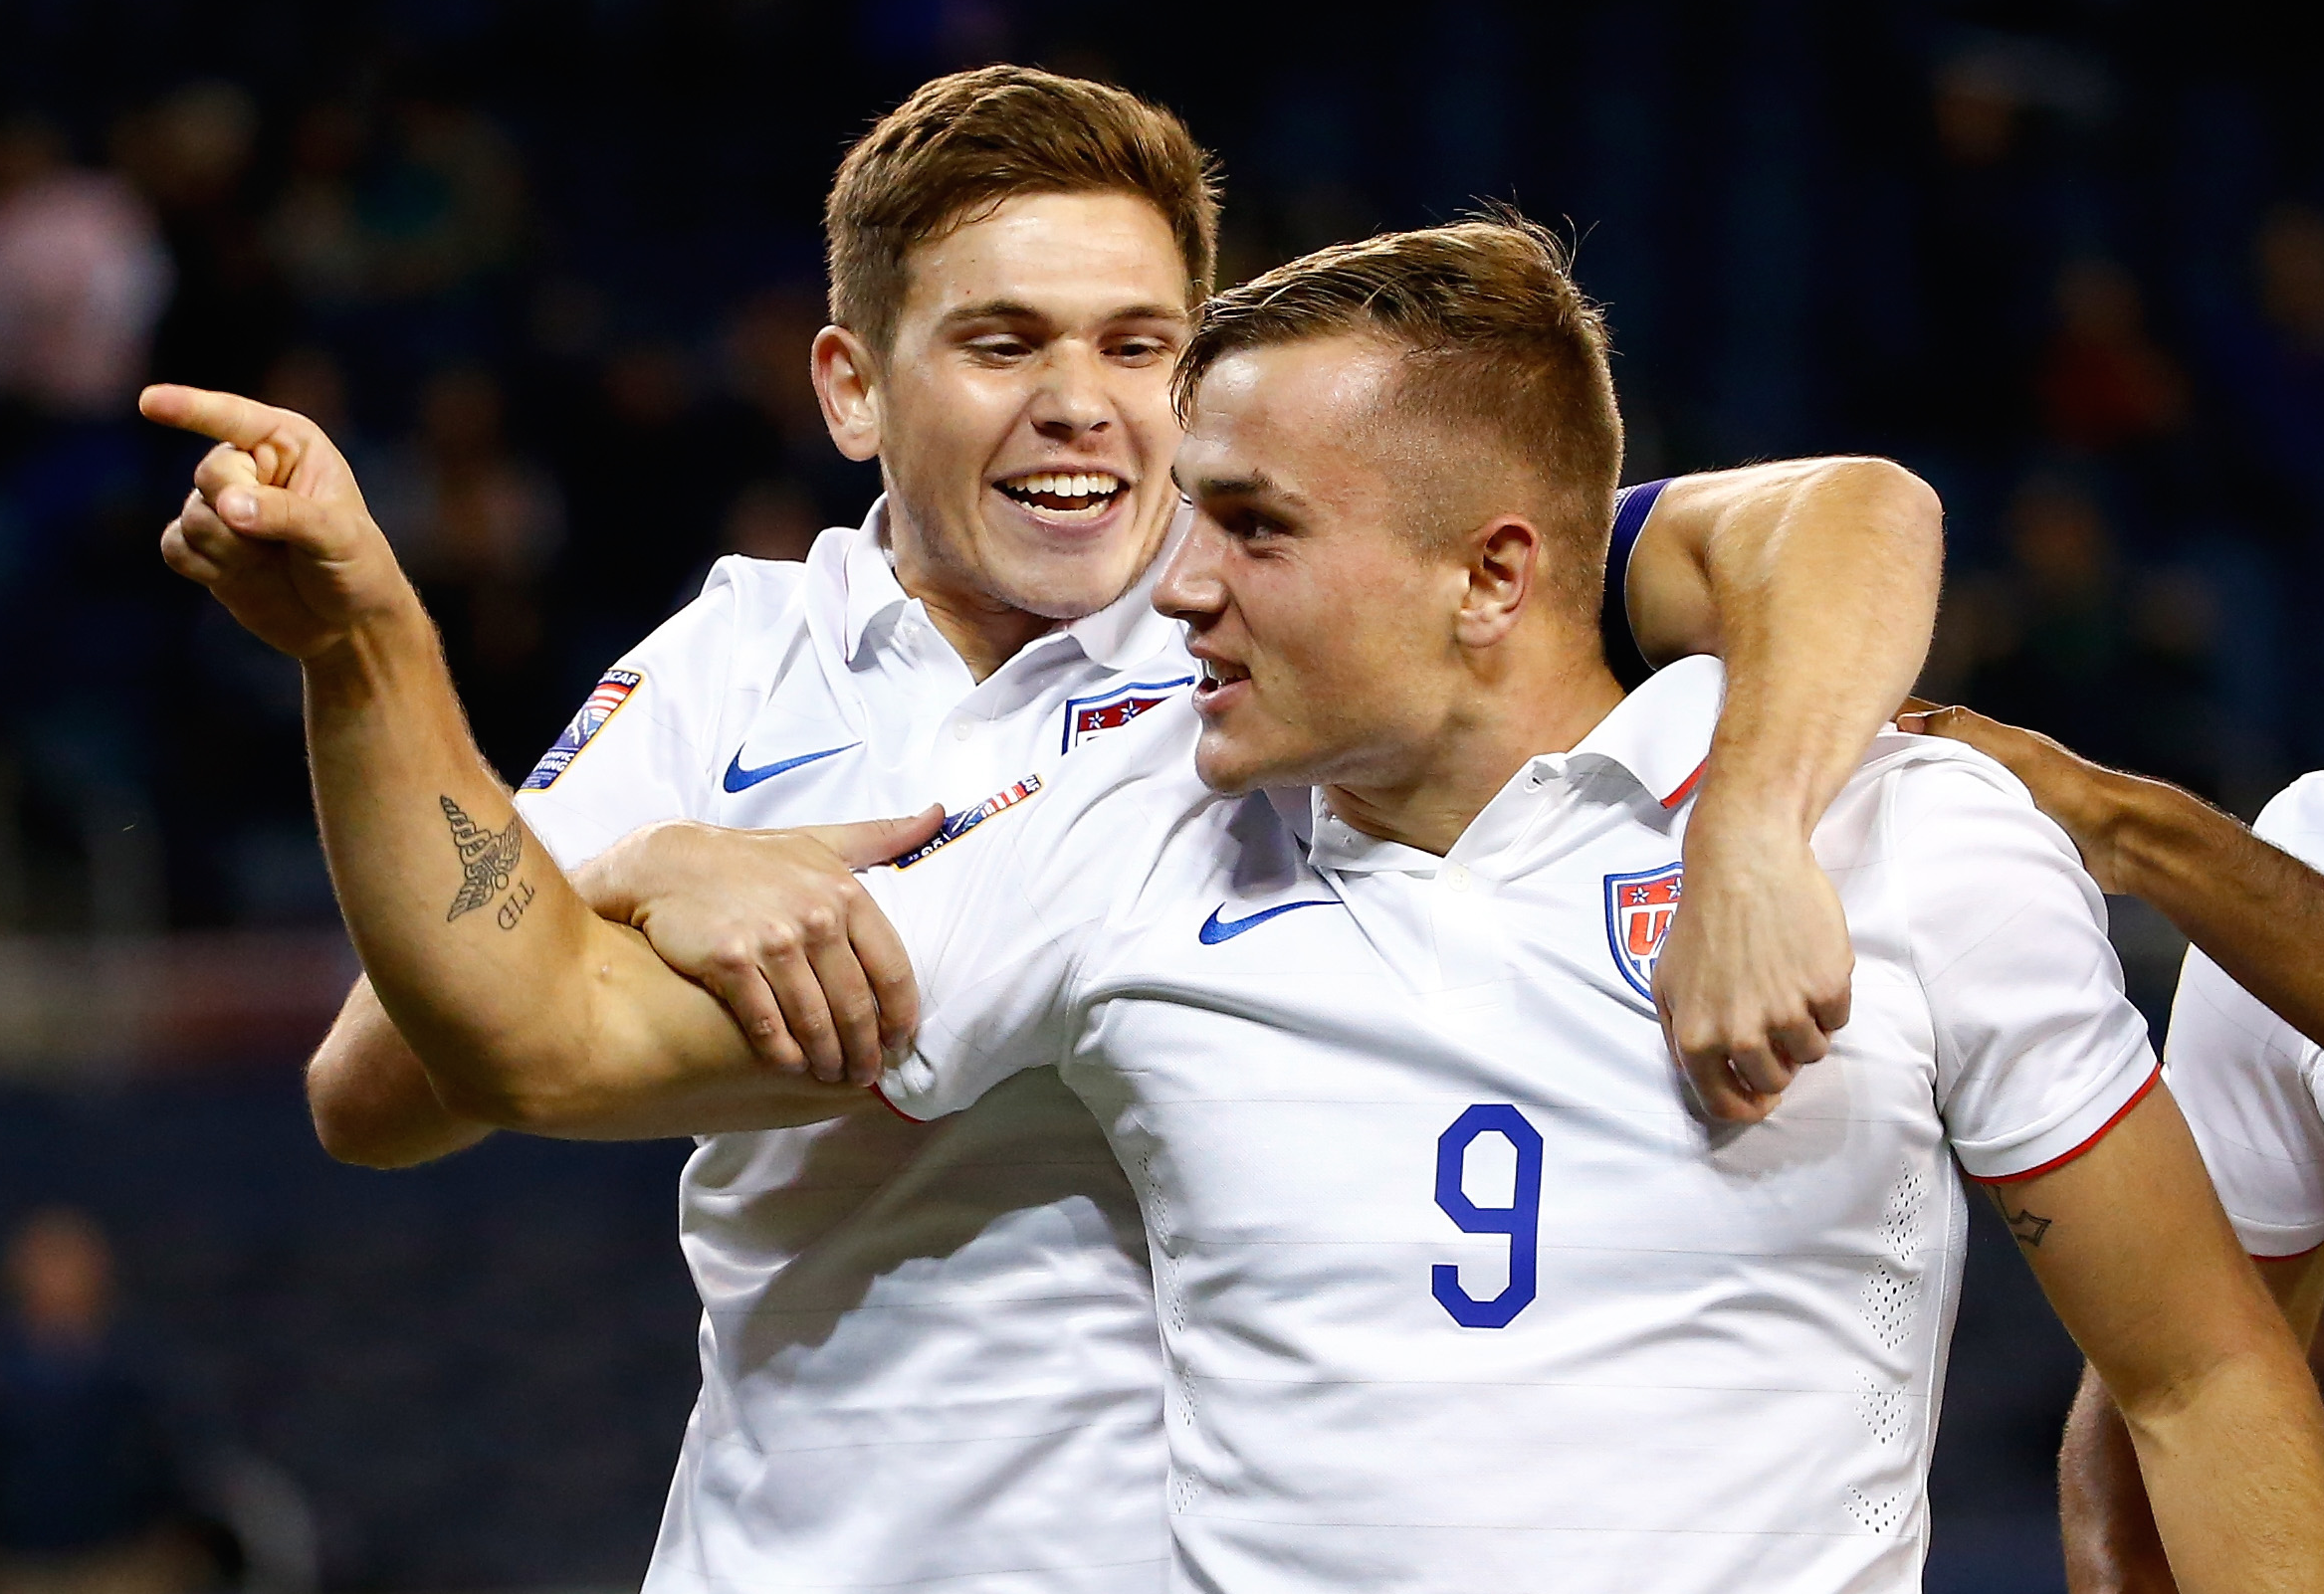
1906,707,2324,1050
2105,779,2324,1050
1630,457,1942,834
568,812,939,1084
2060,1250,2324,1594
307,974,494,1167
1997,1089,2324,1591
2060,1364,2175,1593
301,606,866,1137
1628,458,1943,1118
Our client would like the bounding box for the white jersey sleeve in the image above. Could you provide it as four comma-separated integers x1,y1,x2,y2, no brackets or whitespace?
1888,749,2160,1181
867,701,1198,1122
2164,773,2324,1256
512,558,767,869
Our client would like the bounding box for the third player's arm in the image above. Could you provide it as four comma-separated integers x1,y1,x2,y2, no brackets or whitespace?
1624,458,1945,1118
1993,1091,2324,1594
2060,1248,2324,1593
1905,706,2324,1049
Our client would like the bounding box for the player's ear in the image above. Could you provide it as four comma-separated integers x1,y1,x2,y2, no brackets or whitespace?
812,325,883,463
1453,515,1539,649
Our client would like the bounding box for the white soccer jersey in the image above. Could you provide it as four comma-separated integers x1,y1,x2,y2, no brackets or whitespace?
2163,772,2324,1258
866,656,2158,1593
514,501,1197,1592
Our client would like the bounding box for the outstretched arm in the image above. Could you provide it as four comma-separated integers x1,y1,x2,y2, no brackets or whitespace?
145,384,867,1139
1623,458,1944,1120
1904,706,2324,1049
1996,1090,2324,1592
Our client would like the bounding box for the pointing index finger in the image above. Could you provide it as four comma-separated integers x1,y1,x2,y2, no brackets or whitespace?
138,384,292,453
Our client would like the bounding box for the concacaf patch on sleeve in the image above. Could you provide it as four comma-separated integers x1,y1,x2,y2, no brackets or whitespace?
894,775,1042,868
1603,863,1683,999
1060,678,1192,753
521,670,642,791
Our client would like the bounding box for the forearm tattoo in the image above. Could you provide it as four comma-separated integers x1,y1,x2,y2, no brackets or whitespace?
441,795,526,923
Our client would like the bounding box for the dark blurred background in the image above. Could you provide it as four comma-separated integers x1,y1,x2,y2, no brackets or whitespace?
0,0,2315,1586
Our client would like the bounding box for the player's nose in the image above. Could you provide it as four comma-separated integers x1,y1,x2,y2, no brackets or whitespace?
1154,518,1227,622
1028,344,1112,442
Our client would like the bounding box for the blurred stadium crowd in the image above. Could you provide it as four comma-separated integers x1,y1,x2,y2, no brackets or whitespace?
0,0,2319,1585
3,1,2323,936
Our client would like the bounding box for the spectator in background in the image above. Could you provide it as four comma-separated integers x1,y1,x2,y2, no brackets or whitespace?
707,287,880,528
263,90,528,393
373,366,562,780
265,103,373,313
267,91,526,308
0,1209,211,1593
0,117,173,427
366,94,526,305
0,115,177,937
2038,257,2187,453
550,341,718,674
117,83,281,396
1948,473,2220,796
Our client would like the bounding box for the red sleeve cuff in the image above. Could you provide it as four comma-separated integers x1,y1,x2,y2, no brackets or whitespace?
873,1081,926,1124
1971,1065,2161,1185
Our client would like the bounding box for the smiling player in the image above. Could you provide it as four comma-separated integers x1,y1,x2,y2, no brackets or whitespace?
148,70,1947,1593
149,210,2324,1592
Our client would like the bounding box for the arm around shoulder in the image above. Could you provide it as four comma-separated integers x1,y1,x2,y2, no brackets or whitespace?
1624,457,1943,1121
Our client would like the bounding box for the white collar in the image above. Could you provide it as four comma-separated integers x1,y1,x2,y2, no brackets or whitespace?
1558,653,1724,810
1306,655,1726,876
834,495,1185,674
839,499,913,664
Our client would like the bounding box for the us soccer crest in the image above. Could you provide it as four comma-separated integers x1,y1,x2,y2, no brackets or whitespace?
1060,678,1192,752
1604,864,1684,999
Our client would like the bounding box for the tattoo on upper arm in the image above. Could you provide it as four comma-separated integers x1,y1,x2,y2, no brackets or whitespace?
1986,1187,2054,1248
441,796,526,924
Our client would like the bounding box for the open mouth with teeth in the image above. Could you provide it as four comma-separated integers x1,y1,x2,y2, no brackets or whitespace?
1194,656,1251,704
996,471,1128,521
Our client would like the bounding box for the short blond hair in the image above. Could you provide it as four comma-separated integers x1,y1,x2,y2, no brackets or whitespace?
825,66,1221,355
1177,215,1622,614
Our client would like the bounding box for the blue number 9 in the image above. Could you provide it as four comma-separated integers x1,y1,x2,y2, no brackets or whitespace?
1432,1103,1544,1328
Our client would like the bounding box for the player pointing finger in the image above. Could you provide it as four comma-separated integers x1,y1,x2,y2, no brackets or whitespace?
140,382,411,659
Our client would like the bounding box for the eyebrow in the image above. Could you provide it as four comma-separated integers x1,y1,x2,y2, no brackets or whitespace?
1173,465,1311,509
936,299,1189,331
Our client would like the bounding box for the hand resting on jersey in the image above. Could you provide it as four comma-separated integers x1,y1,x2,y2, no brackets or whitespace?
579,812,942,1085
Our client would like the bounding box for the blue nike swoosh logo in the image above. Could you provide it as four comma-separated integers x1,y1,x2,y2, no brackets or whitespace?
723,742,860,793
1198,899,1340,944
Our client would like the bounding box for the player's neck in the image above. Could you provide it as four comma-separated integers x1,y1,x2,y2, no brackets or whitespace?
881,531,1059,683
1323,644,1625,857
909,585,1057,683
